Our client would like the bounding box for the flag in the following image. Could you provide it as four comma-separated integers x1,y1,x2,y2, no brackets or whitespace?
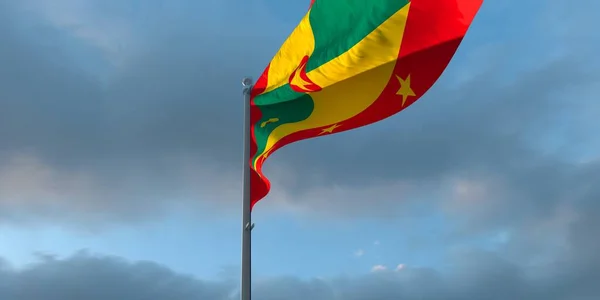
249,0,483,208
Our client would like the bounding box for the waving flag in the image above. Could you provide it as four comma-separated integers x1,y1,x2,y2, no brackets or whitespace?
249,0,483,208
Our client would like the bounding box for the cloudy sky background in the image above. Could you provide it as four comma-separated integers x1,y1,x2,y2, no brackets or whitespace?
1,0,599,299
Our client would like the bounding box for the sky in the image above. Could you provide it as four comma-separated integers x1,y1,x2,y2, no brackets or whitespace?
0,0,599,299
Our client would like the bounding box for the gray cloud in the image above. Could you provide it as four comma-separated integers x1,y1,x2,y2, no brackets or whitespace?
0,0,283,224
0,0,599,229
0,252,235,300
2,0,599,298
1,226,599,300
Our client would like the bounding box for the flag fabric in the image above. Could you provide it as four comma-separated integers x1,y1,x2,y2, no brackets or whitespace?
249,0,483,208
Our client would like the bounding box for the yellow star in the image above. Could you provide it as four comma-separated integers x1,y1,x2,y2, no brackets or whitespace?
319,123,341,135
396,74,416,106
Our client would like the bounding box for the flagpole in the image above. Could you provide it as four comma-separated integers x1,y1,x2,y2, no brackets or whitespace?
241,77,254,300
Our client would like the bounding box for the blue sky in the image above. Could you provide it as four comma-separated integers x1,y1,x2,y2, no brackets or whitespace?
1,193,453,278
1,0,599,299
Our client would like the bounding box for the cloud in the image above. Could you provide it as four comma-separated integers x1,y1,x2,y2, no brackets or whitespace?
0,252,235,300
1,239,599,300
0,0,285,225
370,265,386,272
354,249,364,257
1,0,599,298
0,0,599,232
0,153,240,226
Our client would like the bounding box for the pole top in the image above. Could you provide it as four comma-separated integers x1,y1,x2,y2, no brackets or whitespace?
242,77,253,87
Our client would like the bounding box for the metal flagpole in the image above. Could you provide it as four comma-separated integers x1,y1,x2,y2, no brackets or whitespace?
241,77,254,300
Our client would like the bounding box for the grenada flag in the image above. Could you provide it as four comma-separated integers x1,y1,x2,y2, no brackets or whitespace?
249,0,483,208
